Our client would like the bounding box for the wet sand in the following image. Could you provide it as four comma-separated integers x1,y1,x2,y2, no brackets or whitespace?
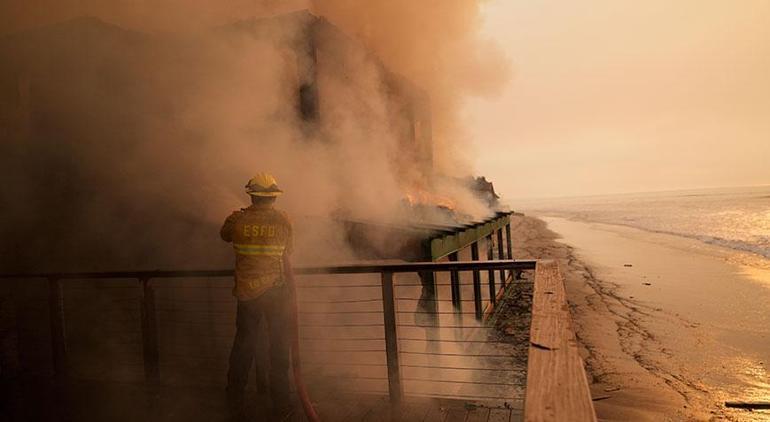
509,215,770,421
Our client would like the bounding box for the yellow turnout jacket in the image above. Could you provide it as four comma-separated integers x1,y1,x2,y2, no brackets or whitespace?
220,203,293,301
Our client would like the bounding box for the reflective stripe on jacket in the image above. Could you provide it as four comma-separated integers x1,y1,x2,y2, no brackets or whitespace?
232,244,286,256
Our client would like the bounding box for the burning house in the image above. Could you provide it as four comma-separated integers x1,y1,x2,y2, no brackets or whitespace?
0,9,516,412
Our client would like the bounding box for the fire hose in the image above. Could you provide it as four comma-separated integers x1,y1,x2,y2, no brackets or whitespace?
285,259,320,422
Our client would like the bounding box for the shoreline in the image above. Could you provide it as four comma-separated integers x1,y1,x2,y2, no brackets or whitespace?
509,214,770,421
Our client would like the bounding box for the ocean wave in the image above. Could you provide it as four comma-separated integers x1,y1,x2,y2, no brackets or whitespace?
543,212,770,260
690,235,770,260
592,220,770,259
529,187,770,264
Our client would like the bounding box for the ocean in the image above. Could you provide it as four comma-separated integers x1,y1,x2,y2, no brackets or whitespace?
520,185,770,267
520,186,770,418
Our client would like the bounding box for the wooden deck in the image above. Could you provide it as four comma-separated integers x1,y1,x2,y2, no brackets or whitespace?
2,260,595,422
309,397,522,422
3,378,523,421
524,261,596,422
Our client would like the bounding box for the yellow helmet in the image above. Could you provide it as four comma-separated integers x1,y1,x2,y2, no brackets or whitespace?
245,173,283,197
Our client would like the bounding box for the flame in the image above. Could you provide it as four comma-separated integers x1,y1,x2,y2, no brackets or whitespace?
404,187,456,210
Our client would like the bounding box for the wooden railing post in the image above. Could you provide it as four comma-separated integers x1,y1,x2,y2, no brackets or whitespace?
486,234,496,306
470,242,482,320
140,278,160,384
448,252,461,309
497,228,506,284
505,223,515,279
380,271,402,404
48,277,67,378
418,270,437,316
525,261,597,421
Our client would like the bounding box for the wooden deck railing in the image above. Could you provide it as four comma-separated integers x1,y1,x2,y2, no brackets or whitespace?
525,260,597,421
1,259,596,421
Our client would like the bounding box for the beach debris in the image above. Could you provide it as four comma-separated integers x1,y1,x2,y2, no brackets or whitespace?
623,264,633,267
642,282,652,286
464,403,479,411
604,386,621,392
530,341,557,351
592,395,612,402
725,401,770,410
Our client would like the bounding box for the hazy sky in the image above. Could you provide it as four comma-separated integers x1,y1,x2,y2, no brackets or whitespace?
467,0,770,199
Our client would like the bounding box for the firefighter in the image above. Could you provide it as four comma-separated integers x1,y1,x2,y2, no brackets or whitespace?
221,173,294,419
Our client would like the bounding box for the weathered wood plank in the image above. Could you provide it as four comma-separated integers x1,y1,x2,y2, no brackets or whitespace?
315,399,359,421
487,408,510,422
422,402,448,422
397,400,430,422
444,406,467,422
524,260,596,422
361,398,392,422
342,398,380,422
465,407,490,422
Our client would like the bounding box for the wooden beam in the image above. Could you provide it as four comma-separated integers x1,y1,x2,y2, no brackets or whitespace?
140,278,160,384
470,242,483,320
525,260,596,422
0,259,537,280
380,272,403,404
448,252,461,309
429,214,511,260
48,278,67,378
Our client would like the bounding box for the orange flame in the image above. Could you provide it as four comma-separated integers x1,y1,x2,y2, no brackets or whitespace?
404,187,456,210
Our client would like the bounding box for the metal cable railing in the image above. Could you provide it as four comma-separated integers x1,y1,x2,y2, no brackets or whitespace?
2,240,536,405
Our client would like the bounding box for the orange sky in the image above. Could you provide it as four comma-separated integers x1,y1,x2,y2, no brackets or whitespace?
468,0,770,199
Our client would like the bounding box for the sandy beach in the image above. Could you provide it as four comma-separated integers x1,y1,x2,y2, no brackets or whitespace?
509,214,770,421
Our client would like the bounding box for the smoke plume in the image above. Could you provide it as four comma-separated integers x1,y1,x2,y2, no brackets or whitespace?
0,1,512,391
0,0,509,270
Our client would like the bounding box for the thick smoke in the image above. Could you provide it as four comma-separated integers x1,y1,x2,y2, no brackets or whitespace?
0,1,509,270
0,0,509,172
310,1,510,173
0,1,511,390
